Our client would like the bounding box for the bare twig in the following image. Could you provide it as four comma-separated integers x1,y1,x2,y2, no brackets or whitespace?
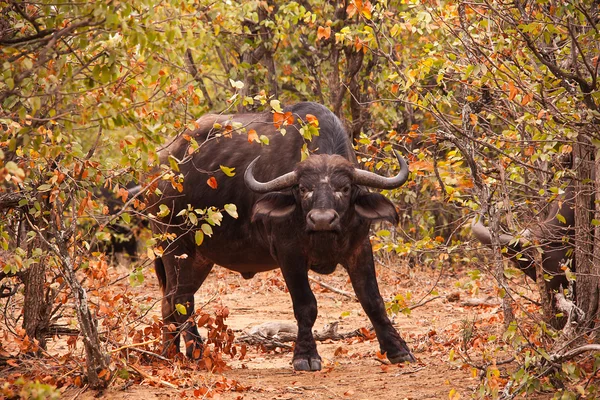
308,275,357,300
409,295,441,310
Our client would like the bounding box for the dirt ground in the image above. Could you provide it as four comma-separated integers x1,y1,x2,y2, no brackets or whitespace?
56,256,524,400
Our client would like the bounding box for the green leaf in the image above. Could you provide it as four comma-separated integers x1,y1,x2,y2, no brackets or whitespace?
270,99,283,113
37,184,52,192
188,212,198,225
224,203,238,219
194,230,204,246
175,303,187,315
229,79,244,89
201,223,213,236
220,165,236,177
556,213,566,224
168,155,180,172
157,204,170,218
121,213,131,224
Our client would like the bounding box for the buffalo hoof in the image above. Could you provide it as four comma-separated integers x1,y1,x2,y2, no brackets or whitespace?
293,357,322,371
388,351,416,363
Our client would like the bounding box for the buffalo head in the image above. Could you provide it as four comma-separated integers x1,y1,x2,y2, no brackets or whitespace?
244,151,409,232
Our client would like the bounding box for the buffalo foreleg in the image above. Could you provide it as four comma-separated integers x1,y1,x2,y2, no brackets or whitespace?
345,241,415,363
279,255,321,371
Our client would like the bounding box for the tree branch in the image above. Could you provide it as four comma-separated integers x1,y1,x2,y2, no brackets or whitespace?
185,48,213,108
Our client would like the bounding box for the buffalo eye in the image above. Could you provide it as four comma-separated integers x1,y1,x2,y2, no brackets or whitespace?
341,185,351,195
298,185,310,195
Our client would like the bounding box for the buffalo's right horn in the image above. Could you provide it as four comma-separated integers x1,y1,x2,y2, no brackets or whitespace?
244,156,298,193
353,150,409,189
471,215,518,246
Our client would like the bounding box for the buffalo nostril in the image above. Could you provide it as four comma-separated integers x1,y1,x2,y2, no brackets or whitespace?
329,212,338,224
307,209,339,230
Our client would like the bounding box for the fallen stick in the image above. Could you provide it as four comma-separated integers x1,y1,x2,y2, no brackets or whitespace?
128,363,178,389
110,338,160,353
308,275,357,300
550,344,600,363
237,321,370,350
460,296,501,307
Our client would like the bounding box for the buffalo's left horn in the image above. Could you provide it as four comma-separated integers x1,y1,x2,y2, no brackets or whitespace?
244,156,298,193
353,150,409,189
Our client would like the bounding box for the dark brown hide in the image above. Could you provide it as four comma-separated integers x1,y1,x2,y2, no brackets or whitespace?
149,102,413,370
471,183,575,291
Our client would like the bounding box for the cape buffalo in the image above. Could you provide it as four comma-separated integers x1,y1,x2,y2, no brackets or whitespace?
149,102,415,370
96,183,144,258
471,183,575,291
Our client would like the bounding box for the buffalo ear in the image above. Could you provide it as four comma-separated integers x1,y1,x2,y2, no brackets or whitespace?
354,193,399,224
252,193,297,221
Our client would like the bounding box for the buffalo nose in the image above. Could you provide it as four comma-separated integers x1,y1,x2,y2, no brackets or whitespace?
307,209,339,231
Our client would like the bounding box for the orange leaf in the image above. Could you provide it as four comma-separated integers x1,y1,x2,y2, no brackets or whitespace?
346,3,357,18
306,114,319,127
273,111,294,129
317,26,331,41
508,81,519,101
524,145,534,156
521,92,533,106
561,144,573,154
273,112,284,128
77,196,88,217
117,187,129,202
207,177,218,189
469,113,478,126
247,129,259,143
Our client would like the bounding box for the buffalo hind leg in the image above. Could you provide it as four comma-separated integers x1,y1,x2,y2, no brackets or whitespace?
345,241,415,363
158,250,213,359
279,255,321,371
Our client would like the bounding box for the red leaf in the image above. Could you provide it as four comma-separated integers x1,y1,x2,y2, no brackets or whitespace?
207,177,218,189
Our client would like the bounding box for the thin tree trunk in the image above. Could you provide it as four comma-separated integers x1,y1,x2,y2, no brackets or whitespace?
22,260,49,351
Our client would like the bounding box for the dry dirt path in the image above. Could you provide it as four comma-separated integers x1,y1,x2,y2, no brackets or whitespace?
76,261,510,399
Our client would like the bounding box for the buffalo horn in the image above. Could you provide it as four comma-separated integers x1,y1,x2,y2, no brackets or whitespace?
471,215,518,246
353,150,409,189
244,156,298,193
